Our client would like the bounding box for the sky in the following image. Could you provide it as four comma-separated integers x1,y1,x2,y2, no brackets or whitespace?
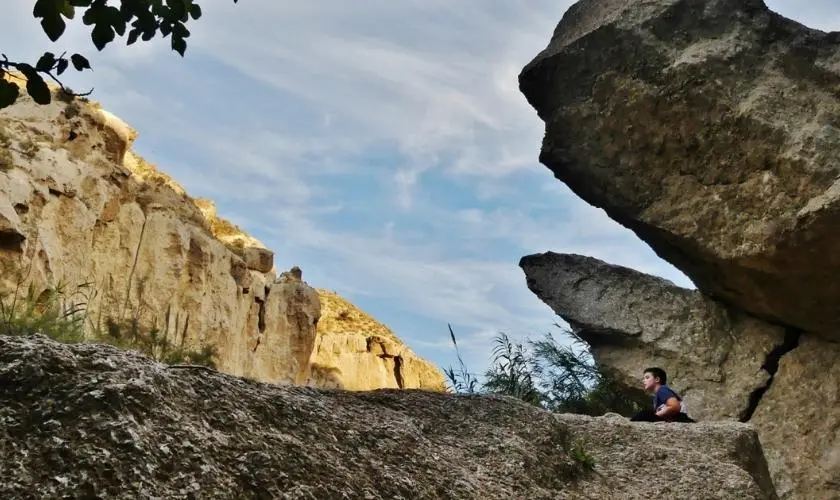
1,0,837,379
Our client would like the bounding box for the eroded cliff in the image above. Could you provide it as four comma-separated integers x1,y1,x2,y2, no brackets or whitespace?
0,75,444,392
310,289,447,391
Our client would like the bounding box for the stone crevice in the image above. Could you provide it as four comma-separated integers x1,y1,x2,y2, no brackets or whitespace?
0,229,25,252
256,296,266,334
393,355,404,389
121,212,148,319
739,327,801,422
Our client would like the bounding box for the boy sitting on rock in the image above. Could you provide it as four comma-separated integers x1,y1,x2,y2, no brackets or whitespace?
630,367,696,423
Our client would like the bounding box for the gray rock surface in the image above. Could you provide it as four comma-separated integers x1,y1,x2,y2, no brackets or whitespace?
748,335,840,500
519,251,786,422
520,251,839,499
0,334,778,499
519,0,840,337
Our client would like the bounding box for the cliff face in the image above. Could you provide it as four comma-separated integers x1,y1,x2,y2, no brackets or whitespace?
0,76,444,392
518,1,840,498
0,334,779,499
310,289,447,391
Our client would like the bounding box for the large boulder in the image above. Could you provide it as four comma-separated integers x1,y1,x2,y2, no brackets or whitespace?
0,334,778,499
519,0,840,337
520,252,839,499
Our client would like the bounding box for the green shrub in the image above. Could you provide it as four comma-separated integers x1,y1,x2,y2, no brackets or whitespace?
444,324,649,417
0,261,217,368
0,280,88,343
97,316,217,368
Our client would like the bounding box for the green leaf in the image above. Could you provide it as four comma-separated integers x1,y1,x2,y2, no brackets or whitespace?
19,67,51,105
172,36,187,56
35,52,57,72
91,23,115,50
70,53,91,71
56,58,69,75
59,0,75,19
33,0,68,41
127,28,140,45
40,14,67,42
0,78,20,109
189,4,202,20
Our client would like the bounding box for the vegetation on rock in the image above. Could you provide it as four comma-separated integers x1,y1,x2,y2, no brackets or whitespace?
0,260,217,368
444,324,649,417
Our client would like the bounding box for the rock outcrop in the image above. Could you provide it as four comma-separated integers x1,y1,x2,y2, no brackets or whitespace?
519,0,840,338
0,75,444,391
520,252,788,423
0,334,779,499
518,1,840,498
520,253,838,499
310,289,447,391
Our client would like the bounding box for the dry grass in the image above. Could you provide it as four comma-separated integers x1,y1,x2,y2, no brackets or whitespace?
315,288,399,341
0,123,15,172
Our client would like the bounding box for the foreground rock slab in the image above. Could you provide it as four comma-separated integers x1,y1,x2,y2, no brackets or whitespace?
0,335,777,499
519,0,840,337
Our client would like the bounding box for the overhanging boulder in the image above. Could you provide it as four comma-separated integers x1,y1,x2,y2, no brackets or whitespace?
519,0,840,337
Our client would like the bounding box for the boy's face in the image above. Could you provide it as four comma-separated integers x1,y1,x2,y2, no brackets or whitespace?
642,372,659,393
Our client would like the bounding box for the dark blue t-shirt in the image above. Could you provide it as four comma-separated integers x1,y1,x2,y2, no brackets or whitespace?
653,385,683,412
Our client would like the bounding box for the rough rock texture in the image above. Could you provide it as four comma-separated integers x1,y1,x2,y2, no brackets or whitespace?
520,252,839,499
0,335,779,499
309,289,447,391
0,76,444,391
519,0,840,337
0,82,319,385
748,336,840,499
520,252,787,422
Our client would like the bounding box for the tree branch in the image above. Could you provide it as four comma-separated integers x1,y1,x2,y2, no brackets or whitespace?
0,54,94,98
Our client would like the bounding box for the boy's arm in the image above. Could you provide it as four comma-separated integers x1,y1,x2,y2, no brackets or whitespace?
655,397,682,418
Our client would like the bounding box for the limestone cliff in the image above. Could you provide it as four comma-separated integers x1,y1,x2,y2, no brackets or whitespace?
0,75,444,392
310,289,447,391
0,334,779,499
518,1,840,498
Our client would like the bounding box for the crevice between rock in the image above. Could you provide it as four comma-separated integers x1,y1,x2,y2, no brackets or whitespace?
121,214,148,319
0,229,25,252
256,297,266,334
393,355,404,389
738,327,802,422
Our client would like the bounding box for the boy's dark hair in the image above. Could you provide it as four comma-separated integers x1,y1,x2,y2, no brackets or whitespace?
644,367,667,385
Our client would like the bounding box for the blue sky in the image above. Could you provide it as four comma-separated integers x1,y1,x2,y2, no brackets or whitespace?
1,0,837,377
